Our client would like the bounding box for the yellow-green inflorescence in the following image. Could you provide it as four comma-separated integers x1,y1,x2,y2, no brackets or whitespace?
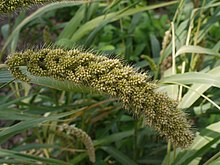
58,124,95,163
0,0,63,14
6,48,194,148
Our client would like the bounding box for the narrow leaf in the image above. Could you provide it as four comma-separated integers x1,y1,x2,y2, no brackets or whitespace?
160,72,220,88
180,66,220,109
2,1,88,53
101,146,137,165
176,45,220,57
172,121,220,165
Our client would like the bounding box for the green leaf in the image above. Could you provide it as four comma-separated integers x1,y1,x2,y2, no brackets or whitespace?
150,33,161,58
0,67,96,93
94,130,134,146
13,143,58,152
30,75,96,93
71,130,134,164
0,111,77,144
1,1,88,54
171,121,220,165
101,146,137,165
70,153,87,164
0,108,39,120
70,1,178,42
208,157,220,165
0,68,15,83
179,66,220,109
0,148,71,165
57,5,86,40
0,95,31,109
198,7,220,42
176,45,220,57
160,72,220,88
158,68,179,100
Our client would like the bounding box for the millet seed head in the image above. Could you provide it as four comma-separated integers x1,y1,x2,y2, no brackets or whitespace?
5,48,195,148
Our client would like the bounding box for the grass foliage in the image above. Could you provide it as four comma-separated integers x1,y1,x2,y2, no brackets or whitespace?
0,0,220,164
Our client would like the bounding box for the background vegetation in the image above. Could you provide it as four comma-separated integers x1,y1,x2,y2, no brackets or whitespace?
0,0,220,164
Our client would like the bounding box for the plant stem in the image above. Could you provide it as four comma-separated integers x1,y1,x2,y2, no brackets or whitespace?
204,151,220,165
166,140,171,165
171,22,176,75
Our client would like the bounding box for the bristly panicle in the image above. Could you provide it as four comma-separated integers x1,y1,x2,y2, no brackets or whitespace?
0,0,47,13
0,0,80,14
58,124,95,163
6,48,194,148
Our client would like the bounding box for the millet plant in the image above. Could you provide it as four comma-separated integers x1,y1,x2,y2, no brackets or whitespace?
0,0,197,163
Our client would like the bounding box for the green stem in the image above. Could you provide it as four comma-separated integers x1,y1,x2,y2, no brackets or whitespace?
171,22,176,75
190,0,206,71
204,151,220,165
133,120,138,162
166,140,171,165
